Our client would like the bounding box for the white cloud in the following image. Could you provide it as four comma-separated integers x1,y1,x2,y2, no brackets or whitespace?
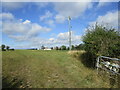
27,31,81,47
34,2,49,8
40,11,53,21
57,32,81,42
1,12,81,47
9,35,28,42
2,2,48,11
40,2,93,25
2,2,24,10
40,11,55,26
1,12,81,48
46,31,81,46
2,12,51,42
53,1,92,23
0,12,14,20
19,19,23,21
3,21,51,38
97,0,110,8
89,11,118,29
57,32,69,40
46,20,55,26
49,38,54,41
55,14,66,23
23,20,31,24
2,0,119,2
3,21,28,34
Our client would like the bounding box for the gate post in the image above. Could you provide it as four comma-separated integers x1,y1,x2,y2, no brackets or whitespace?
96,56,100,74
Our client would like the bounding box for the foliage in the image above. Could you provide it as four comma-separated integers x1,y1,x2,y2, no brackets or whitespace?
27,48,37,50
41,45,45,50
1,44,6,51
59,47,61,50
61,45,66,50
67,47,70,50
6,46,10,51
55,46,59,50
71,45,75,50
9,48,15,51
51,47,53,49
74,44,85,50
83,24,120,58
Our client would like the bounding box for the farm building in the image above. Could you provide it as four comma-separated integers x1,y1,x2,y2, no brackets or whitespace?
44,48,51,50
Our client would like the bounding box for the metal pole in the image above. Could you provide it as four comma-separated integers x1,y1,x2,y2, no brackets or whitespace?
68,16,71,50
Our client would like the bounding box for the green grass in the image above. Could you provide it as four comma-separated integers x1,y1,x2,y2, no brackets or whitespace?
2,50,117,88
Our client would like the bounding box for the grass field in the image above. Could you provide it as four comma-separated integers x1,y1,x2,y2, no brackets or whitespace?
2,50,118,88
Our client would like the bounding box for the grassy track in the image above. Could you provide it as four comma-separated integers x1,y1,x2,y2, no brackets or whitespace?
2,50,115,88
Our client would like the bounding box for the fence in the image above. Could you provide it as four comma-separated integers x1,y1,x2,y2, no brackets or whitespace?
96,56,120,75
96,56,120,87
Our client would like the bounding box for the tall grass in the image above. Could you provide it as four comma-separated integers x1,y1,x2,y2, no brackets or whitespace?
69,50,120,88
2,50,118,88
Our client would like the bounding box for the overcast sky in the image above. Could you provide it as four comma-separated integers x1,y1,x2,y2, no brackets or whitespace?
1,1,119,49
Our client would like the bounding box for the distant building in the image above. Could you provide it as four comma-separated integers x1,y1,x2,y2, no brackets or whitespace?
44,48,51,50
43,47,51,50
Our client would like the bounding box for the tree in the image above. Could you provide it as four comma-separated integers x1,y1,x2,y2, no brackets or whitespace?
51,47,53,50
1,44,6,51
67,47,70,50
71,45,75,50
83,24,120,58
61,45,66,50
75,44,85,50
41,45,45,50
55,46,59,50
6,46,10,51
58,47,61,50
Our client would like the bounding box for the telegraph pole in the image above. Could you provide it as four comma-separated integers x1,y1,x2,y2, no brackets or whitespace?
68,16,72,50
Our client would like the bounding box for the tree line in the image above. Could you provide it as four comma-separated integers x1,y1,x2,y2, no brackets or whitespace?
41,44,84,50
1,44,14,51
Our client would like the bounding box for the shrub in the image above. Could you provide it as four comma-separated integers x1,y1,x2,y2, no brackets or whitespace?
6,46,10,51
61,45,66,50
1,44,6,51
83,24,120,58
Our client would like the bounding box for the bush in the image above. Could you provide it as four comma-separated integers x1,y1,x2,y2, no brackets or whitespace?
6,46,10,51
1,44,6,51
83,24,120,58
55,46,59,50
79,51,96,68
74,44,85,50
61,45,66,50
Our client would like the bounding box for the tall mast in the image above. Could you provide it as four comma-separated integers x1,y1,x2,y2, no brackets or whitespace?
68,16,72,50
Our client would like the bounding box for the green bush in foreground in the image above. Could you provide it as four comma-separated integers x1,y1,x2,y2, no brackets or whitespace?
83,24,120,58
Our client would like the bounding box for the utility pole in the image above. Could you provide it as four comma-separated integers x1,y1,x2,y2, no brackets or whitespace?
68,16,72,50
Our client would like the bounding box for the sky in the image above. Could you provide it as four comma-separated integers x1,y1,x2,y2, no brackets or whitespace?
0,1,119,49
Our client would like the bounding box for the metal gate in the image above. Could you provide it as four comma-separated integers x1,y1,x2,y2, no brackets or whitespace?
96,56,120,75
96,56,120,87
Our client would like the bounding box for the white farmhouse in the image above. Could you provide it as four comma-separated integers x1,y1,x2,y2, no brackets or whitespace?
44,48,52,50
